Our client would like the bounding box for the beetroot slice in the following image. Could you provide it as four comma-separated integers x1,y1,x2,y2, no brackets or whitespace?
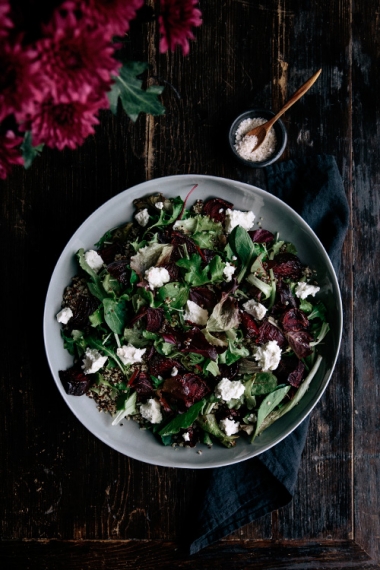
268,253,304,280
275,279,297,310
248,228,274,243
287,360,305,387
69,294,99,329
162,373,210,408
240,311,259,338
180,327,220,360
281,308,309,332
98,242,123,264
286,330,313,359
107,259,129,285
59,365,92,396
149,354,183,377
256,320,286,347
129,307,164,332
202,197,233,222
128,370,155,400
189,286,218,311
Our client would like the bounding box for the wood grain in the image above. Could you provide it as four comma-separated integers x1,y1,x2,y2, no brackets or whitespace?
1,0,379,566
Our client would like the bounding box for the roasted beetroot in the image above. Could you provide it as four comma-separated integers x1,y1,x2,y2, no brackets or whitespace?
180,327,220,360
149,354,183,377
59,365,92,396
69,294,99,329
286,330,313,359
202,197,233,222
107,259,129,285
128,370,155,400
276,356,305,387
98,242,123,264
160,262,180,281
129,307,164,332
268,253,304,280
281,308,309,332
256,320,286,347
189,286,218,311
240,311,259,338
162,373,210,408
274,279,297,310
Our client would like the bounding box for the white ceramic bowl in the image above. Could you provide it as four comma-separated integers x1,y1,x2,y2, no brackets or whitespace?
44,174,342,469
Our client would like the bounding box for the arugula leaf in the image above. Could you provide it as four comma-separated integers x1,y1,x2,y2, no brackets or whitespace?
111,392,137,425
159,399,206,437
86,336,126,373
108,61,165,121
20,131,44,169
77,249,108,301
252,385,291,440
103,298,126,334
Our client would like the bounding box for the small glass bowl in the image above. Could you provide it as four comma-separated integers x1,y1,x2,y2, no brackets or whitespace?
229,109,287,168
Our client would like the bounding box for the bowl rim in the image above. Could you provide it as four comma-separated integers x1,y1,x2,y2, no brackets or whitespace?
229,108,288,168
43,173,342,469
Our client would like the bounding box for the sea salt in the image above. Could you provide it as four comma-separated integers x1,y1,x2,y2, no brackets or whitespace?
234,117,277,162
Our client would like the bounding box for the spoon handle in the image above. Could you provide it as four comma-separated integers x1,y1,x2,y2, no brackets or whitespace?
266,68,322,128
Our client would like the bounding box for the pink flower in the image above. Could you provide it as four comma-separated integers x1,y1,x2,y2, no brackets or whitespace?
36,6,121,102
29,95,108,150
0,37,43,123
83,0,145,38
158,0,202,56
0,130,24,180
0,0,13,39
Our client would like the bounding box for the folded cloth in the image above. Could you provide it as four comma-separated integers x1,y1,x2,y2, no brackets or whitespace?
188,154,349,555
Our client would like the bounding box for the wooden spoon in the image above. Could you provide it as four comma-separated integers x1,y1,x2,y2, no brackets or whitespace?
246,68,322,153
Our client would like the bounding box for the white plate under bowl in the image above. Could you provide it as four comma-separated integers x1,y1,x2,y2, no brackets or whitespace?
44,174,342,469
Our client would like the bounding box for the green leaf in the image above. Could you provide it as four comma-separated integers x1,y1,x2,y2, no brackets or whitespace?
252,385,291,440
228,226,258,282
89,308,104,327
207,296,240,332
157,282,189,309
205,360,220,377
308,301,327,321
223,340,250,365
209,255,225,282
109,61,165,122
86,336,126,373
253,356,323,438
197,414,237,448
94,229,114,248
123,327,150,348
176,253,210,286
112,392,137,424
245,274,273,299
310,322,330,346
77,249,108,301
247,372,278,396
20,131,44,170
299,299,314,313
159,399,206,437
103,298,126,334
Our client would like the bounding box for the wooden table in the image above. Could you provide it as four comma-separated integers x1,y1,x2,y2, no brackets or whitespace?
1,1,379,568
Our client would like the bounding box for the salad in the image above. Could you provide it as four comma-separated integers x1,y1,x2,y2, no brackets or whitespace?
57,187,329,449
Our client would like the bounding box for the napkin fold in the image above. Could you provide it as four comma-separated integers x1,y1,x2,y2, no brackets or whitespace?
188,154,349,555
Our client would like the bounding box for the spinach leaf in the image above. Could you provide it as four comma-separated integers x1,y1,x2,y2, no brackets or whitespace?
249,372,278,395
252,385,291,440
103,298,126,334
158,399,206,437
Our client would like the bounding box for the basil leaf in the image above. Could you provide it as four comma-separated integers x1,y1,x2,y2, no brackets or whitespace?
159,399,206,437
103,298,126,334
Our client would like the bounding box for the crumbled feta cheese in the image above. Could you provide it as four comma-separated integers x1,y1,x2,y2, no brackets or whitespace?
144,266,170,289
84,249,103,273
171,367,179,376
243,299,267,320
295,282,320,300
182,432,190,441
225,208,255,233
140,399,162,424
56,307,73,324
232,255,237,261
253,340,281,371
135,208,150,227
183,300,209,325
82,347,108,375
116,344,146,365
215,378,245,401
155,201,164,209
223,262,236,282
220,418,240,436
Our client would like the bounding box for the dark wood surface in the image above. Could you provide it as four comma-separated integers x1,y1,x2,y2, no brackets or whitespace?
1,0,379,568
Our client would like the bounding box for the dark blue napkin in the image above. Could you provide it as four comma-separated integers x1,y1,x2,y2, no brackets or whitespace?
188,155,349,554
